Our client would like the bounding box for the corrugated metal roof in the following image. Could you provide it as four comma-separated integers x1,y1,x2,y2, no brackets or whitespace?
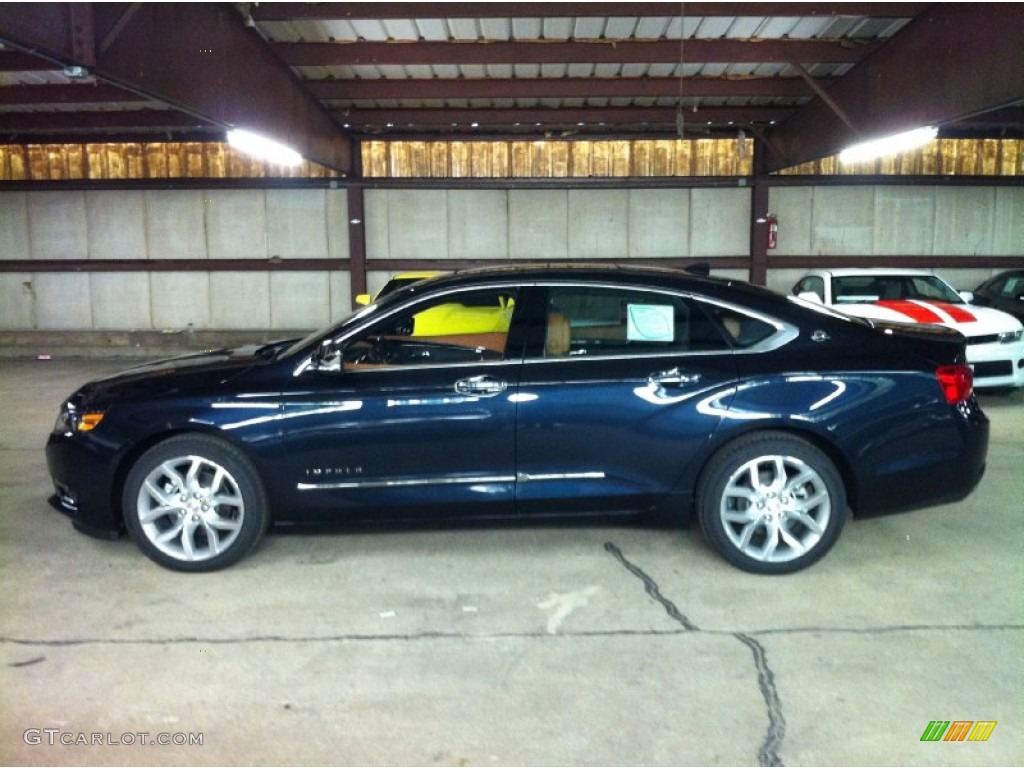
0,2,1017,160
258,14,911,44
242,10,913,136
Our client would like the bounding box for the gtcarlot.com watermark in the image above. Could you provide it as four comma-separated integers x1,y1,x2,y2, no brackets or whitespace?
23,729,203,747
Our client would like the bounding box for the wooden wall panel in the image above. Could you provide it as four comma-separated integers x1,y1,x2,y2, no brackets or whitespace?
780,139,1024,176
361,138,757,178
2,138,1020,181
0,142,340,181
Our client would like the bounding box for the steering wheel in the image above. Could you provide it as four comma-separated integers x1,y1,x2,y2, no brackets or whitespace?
343,336,398,365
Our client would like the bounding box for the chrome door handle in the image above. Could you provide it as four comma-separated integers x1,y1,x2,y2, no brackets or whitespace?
455,375,508,397
649,367,701,387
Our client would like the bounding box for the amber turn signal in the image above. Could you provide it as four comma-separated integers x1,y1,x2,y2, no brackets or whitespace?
77,413,105,431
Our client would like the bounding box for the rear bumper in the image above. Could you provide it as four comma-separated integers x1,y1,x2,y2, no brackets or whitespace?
854,397,989,517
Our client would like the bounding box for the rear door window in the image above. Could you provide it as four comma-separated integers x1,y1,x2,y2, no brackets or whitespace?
541,286,732,358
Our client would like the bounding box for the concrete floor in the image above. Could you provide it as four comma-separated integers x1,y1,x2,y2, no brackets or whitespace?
1,358,1021,767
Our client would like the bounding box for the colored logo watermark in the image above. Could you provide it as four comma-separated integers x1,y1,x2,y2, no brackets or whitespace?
920,721,997,742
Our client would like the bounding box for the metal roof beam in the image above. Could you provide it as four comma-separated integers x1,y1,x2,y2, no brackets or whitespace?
0,50,47,71
0,83,148,104
253,3,922,21
337,105,791,127
0,110,216,134
277,38,877,67
311,76,823,101
0,2,352,171
0,76,824,105
766,3,1024,170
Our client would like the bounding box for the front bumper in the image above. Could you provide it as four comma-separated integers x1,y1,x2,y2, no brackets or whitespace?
47,494,121,540
965,338,1024,388
45,431,124,537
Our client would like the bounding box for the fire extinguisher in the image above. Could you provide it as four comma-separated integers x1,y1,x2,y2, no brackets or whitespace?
766,213,778,250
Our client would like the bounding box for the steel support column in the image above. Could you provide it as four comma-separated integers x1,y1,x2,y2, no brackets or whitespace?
347,184,367,307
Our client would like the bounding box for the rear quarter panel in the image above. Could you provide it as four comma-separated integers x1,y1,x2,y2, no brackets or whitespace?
669,330,986,518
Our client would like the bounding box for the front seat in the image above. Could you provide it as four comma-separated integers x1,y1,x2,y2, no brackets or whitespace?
545,312,571,357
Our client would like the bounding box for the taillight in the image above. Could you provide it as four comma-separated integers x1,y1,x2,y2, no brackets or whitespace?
936,364,973,405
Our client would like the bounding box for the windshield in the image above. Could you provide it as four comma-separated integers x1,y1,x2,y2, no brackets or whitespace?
279,304,379,359
376,276,431,299
831,274,962,305
787,294,870,324
278,280,433,360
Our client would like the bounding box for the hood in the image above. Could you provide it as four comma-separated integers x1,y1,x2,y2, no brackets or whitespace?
75,344,276,404
837,300,1023,337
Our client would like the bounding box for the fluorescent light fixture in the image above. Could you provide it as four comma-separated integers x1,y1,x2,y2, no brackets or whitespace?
839,125,938,163
227,129,303,166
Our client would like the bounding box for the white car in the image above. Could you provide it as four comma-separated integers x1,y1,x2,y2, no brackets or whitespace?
792,268,1024,389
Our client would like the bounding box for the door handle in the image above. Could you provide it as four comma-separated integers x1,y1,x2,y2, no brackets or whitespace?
648,367,701,387
455,375,508,397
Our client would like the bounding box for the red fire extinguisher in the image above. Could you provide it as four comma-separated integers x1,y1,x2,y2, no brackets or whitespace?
766,213,778,250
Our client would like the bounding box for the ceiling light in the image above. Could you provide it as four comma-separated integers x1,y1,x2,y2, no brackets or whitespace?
227,129,302,166
839,126,938,163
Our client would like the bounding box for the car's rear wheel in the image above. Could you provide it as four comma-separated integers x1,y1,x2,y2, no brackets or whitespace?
697,432,846,574
122,435,269,572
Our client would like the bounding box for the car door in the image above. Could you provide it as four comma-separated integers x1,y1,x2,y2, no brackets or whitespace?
278,285,524,520
514,283,743,515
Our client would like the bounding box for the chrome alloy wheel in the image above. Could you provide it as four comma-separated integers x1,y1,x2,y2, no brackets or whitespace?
135,455,245,562
719,454,831,564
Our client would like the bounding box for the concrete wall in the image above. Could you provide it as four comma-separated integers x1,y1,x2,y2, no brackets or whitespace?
1,184,1020,334
0,189,351,332
765,185,1024,293
362,187,749,295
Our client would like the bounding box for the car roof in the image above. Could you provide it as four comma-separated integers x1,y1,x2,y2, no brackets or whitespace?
390,262,799,314
412,262,743,293
391,270,445,280
805,268,936,278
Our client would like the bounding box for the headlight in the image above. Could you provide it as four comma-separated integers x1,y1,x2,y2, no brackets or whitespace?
998,329,1023,344
53,404,74,435
53,402,105,435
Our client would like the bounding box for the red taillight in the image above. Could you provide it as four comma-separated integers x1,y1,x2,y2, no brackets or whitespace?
936,364,973,405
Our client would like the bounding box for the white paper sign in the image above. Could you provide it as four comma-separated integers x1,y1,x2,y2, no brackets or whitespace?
626,303,674,342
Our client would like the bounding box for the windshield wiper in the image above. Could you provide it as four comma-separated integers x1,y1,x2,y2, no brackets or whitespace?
254,339,297,360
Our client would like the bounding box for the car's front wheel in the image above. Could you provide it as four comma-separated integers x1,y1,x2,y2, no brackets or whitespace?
697,432,846,574
122,435,269,572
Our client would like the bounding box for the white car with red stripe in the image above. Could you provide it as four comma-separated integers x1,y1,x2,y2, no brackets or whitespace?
793,269,1024,389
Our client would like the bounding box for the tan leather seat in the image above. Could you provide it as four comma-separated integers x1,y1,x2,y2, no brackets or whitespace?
545,312,571,357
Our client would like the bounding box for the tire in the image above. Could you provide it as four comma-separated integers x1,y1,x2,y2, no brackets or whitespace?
697,431,846,574
122,434,270,572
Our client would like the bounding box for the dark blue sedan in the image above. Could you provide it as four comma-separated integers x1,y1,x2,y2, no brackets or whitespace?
46,265,989,574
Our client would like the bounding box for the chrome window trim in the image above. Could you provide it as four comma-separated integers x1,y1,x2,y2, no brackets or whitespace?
293,278,798,376
294,281,528,377
537,281,798,356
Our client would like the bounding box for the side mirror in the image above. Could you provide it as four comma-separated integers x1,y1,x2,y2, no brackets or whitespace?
797,291,824,305
306,339,342,373
958,291,975,303
355,293,371,306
